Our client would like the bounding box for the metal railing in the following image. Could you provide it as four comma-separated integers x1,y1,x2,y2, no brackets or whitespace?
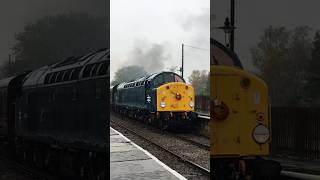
271,107,320,160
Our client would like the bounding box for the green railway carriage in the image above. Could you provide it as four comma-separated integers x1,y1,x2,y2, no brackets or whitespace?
0,49,109,179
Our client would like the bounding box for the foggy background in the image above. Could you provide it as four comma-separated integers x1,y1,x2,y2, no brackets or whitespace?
213,0,320,106
213,0,320,71
0,0,108,77
111,0,210,84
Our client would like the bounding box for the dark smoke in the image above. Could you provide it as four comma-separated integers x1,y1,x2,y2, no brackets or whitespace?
128,41,171,74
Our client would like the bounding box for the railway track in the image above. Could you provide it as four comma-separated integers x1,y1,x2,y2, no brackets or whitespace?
174,134,210,151
111,114,210,179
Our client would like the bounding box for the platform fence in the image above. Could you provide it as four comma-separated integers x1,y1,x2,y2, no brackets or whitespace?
195,95,210,115
271,107,320,160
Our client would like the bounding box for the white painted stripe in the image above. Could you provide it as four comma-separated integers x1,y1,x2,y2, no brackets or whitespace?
198,115,210,119
110,127,187,180
282,171,320,180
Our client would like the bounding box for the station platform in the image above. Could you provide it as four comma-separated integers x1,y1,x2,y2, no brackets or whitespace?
110,127,186,180
270,156,320,175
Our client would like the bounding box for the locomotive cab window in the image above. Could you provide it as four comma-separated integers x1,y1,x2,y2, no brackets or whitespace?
163,73,175,83
174,75,184,82
153,74,164,87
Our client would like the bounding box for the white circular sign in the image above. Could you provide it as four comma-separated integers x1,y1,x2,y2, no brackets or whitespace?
252,124,270,144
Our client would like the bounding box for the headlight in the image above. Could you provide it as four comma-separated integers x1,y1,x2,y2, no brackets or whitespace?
160,101,166,108
252,124,270,144
189,101,194,107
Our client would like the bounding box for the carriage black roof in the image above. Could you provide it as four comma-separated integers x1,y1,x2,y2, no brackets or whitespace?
22,48,109,88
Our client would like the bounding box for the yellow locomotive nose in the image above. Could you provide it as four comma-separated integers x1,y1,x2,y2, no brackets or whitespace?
156,82,195,112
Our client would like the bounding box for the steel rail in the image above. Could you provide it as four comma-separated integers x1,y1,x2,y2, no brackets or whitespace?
173,134,210,151
281,170,320,180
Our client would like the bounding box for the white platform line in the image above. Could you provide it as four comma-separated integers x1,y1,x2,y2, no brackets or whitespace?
282,170,320,180
110,127,187,180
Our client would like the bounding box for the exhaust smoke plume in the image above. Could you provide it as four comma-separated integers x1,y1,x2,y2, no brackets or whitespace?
127,40,171,74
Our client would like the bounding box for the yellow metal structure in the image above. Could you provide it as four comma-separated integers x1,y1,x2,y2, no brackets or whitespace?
156,82,195,112
211,65,270,158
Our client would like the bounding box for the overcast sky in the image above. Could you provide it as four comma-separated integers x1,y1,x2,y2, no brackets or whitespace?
111,0,210,83
213,0,320,71
0,0,106,67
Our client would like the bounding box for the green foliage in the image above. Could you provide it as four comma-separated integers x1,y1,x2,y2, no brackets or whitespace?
188,70,209,96
305,31,320,105
251,26,312,106
111,66,148,86
2,13,108,76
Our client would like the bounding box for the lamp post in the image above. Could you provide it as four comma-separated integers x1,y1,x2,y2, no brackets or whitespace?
179,44,209,79
218,0,236,52
181,43,184,78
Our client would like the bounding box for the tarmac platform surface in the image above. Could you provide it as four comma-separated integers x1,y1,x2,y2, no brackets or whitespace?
110,127,186,180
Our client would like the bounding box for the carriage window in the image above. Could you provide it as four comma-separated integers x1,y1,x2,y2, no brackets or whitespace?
56,71,64,82
83,64,94,78
44,73,52,84
49,72,58,84
70,67,81,80
91,63,99,77
98,62,108,75
63,69,72,81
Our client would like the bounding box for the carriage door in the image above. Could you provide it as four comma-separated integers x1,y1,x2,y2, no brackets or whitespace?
27,92,38,133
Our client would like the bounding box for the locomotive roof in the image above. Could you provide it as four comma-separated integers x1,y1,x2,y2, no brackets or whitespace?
117,71,184,89
22,48,109,88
